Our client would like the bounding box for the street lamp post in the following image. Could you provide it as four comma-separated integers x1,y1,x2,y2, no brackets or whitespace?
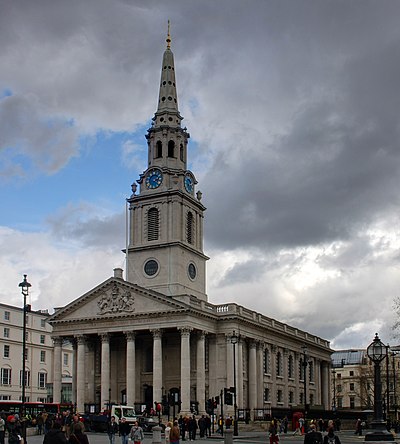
231,331,239,436
365,333,394,442
19,274,31,444
301,345,309,429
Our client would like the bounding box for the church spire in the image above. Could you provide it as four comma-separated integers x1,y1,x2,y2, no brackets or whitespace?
154,21,182,127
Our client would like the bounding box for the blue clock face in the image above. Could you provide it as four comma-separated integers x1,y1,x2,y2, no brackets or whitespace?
145,169,163,189
184,174,194,193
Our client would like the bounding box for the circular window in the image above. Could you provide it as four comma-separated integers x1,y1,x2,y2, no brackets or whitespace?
188,263,197,280
144,260,159,277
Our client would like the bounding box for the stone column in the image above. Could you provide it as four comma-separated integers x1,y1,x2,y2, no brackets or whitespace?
179,327,192,413
257,342,264,408
238,338,244,409
86,341,95,403
196,331,206,414
126,331,136,406
52,337,63,403
151,329,163,405
71,339,77,406
321,361,330,409
226,335,234,387
76,335,86,413
100,333,110,411
248,341,257,418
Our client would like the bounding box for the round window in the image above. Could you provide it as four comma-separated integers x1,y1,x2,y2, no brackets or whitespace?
144,260,159,276
188,263,197,280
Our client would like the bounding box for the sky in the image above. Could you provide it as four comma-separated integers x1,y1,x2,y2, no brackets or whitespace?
1,0,399,351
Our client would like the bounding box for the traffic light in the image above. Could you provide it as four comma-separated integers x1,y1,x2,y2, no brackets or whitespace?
214,395,220,407
224,387,233,405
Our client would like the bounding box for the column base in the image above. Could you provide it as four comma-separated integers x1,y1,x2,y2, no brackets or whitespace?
364,422,394,442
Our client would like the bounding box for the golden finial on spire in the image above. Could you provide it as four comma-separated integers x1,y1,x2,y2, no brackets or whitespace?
166,20,171,49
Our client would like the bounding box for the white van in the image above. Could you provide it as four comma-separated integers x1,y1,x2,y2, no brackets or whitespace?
110,405,137,424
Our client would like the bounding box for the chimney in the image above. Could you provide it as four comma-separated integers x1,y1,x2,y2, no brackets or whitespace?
114,268,124,279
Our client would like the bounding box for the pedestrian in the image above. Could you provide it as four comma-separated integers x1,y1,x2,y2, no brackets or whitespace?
188,416,197,441
170,421,181,444
118,418,131,444
303,424,323,444
355,419,362,436
0,414,5,444
129,421,144,444
6,416,22,444
165,421,172,444
43,422,68,444
197,416,205,438
107,416,119,444
68,422,89,444
269,419,279,444
205,416,211,437
323,427,341,444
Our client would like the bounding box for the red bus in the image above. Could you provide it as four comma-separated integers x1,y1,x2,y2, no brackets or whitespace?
0,400,73,417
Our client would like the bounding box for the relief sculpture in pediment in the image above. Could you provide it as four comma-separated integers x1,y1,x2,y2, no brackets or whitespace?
97,283,135,315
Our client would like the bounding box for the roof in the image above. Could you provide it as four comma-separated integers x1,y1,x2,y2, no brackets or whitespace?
332,349,366,367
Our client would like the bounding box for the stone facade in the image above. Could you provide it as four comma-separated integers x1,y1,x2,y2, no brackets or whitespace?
48,29,332,417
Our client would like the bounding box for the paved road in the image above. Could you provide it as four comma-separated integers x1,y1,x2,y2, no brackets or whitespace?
22,430,400,444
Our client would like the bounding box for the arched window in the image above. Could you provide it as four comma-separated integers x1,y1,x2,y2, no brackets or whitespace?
277,351,282,376
168,140,175,157
264,349,270,374
147,208,159,241
180,144,184,161
156,141,162,158
186,211,194,244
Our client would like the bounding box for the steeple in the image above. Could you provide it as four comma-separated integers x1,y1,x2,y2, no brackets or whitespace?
153,21,182,128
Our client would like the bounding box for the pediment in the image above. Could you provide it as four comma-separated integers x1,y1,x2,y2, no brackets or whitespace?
48,278,188,323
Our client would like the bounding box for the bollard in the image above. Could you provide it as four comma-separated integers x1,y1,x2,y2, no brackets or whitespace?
152,425,162,444
224,428,233,444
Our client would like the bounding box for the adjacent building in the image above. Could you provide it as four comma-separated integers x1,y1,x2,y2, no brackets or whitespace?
0,303,73,402
48,30,333,417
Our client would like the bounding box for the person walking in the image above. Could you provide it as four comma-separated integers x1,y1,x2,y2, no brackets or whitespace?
129,421,144,444
165,422,172,444
303,424,323,444
118,418,131,444
323,427,341,444
43,422,68,444
170,421,181,444
269,419,279,444
0,414,5,444
107,416,119,444
68,422,89,444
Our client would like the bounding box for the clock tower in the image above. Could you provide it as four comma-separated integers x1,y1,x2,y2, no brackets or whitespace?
126,25,208,301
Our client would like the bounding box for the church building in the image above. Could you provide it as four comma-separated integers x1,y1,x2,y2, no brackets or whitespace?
49,29,332,419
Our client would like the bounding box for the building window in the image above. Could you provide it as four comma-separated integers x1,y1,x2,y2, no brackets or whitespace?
289,391,294,404
64,354,69,366
40,335,45,345
288,355,294,379
3,328,10,338
156,141,162,158
309,360,314,382
1,368,11,385
186,212,194,244
3,345,10,358
349,396,355,409
147,208,160,241
276,352,282,376
4,311,10,321
25,315,29,325
337,397,343,408
40,351,46,363
277,389,283,403
264,387,270,402
144,347,153,372
20,370,30,387
180,144,184,161
310,393,314,405
299,392,304,404
24,348,28,361
0,395,11,400
38,372,47,389
300,359,305,381
350,371,354,376
167,140,175,157
350,382,355,391
41,319,46,328
337,373,341,378
337,384,342,393
264,349,270,374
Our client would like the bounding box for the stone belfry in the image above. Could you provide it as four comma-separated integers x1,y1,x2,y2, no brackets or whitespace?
126,23,208,300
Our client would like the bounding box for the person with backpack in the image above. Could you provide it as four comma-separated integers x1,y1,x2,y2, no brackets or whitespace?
323,427,341,444
304,423,323,444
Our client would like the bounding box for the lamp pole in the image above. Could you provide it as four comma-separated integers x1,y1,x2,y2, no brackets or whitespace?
231,331,239,436
365,333,394,442
302,344,308,429
19,274,31,444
